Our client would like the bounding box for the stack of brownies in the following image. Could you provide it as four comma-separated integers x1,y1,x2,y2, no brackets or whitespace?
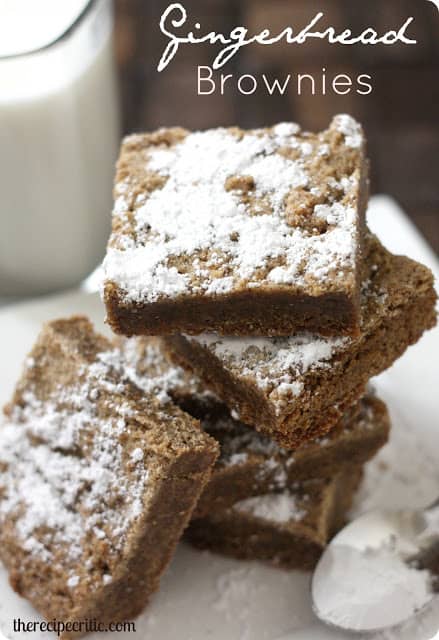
0,116,436,634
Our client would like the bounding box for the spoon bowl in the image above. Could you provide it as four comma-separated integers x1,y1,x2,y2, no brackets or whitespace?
311,507,439,634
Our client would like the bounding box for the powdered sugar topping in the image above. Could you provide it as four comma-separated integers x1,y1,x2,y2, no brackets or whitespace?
0,351,150,587
334,114,363,149
233,491,307,524
209,396,380,480
187,262,395,416
103,116,363,303
117,337,216,407
206,413,283,466
192,332,348,414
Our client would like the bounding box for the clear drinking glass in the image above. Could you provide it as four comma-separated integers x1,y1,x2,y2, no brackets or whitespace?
0,0,120,297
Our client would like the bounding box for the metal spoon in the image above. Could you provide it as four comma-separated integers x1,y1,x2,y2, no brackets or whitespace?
311,499,439,634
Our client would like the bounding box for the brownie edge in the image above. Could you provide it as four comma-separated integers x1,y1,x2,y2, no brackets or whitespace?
163,237,437,450
186,467,363,571
0,317,219,638
102,116,370,337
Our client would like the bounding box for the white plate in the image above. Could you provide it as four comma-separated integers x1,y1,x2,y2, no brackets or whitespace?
0,196,438,640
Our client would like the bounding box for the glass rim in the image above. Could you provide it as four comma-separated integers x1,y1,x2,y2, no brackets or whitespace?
0,0,98,61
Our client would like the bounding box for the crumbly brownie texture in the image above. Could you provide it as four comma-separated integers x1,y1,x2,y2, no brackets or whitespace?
115,338,388,518
186,467,363,571
194,393,389,518
114,335,222,417
0,318,218,637
102,115,369,337
164,236,437,449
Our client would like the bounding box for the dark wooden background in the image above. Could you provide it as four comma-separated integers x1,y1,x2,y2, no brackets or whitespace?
113,0,439,252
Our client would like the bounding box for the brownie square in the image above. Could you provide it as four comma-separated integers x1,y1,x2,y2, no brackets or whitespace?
163,236,437,449
0,318,218,636
115,336,389,518
186,467,363,571
193,393,389,518
102,115,369,337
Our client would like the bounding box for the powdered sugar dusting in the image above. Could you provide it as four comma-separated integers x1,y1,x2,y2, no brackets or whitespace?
205,413,283,465
208,395,382,481
351,402,439,516
67,575,80,589
103,116,363,303
313,541,434,632
0,350,150,586
233,491,306,524
186,260,400,416
113,340,384,500
117,337,190,405
334,114,363,149
191,332,348,414
117,337,217,407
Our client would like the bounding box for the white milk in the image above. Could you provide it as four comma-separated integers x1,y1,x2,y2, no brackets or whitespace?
0,0,120,296
0,0,90,57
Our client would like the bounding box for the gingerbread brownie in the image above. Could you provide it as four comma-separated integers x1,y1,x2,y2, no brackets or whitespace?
0,318,218,637
193,393,389,518
115,337,389,518
164,236,437,449
102,115,368,337
186,468,363,571
114,335,222,417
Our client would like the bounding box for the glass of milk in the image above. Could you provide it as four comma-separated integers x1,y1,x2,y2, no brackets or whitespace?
0,0,120,297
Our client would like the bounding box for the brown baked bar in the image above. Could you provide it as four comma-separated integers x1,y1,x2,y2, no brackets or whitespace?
164,236,437,449
114,334,222,416
102,115,369,337
186,468,363,571
0,318,218,638
115,337,389,518
193,393,389,518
